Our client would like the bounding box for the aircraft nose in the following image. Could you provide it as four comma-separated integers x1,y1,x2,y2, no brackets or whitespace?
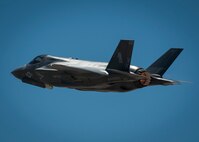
11,67,26,79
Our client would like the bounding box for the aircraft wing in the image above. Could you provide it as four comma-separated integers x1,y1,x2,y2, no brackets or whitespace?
51,62,108,76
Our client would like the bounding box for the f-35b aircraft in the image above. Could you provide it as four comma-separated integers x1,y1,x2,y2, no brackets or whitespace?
12,40,183,92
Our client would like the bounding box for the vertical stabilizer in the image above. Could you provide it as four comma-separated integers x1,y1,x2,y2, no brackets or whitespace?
146,48,183,76
106,40,134,72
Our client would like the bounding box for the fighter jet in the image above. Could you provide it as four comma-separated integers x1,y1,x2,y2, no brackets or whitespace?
11,40,183,92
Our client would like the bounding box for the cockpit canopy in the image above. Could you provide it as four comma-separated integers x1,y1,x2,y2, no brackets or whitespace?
28,55,47,64
28,54,66,65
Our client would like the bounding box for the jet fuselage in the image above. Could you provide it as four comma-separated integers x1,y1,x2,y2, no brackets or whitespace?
12,40,183,92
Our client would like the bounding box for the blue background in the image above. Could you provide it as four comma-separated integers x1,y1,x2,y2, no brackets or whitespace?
1,0,199,142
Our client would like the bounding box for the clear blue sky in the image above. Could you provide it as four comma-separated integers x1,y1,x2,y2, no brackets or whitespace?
1,0,199,142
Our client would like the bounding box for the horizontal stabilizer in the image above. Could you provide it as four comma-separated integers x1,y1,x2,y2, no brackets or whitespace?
106,40,134,72
147,48,183,76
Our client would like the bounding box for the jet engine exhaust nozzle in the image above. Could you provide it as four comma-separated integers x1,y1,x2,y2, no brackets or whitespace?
139,71,151,86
